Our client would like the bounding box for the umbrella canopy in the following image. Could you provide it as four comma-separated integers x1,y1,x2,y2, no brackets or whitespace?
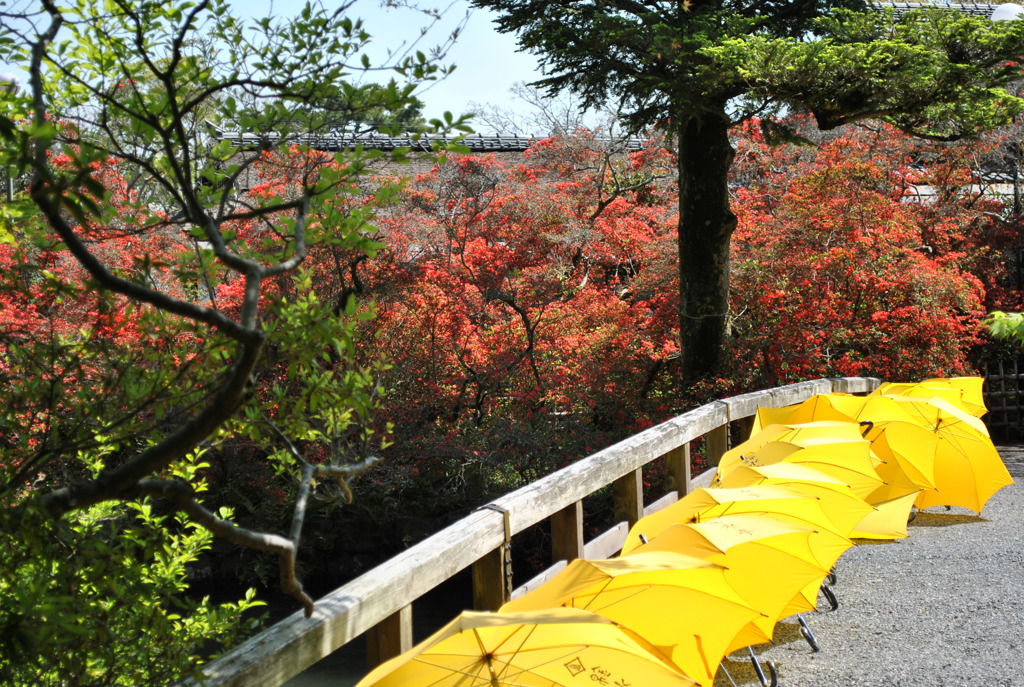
753,397,859,431
862,420,937,503
715,463,877,537
872,377,987,418
356,607,699,687
850,491,919,539
749,395,938,502
851,395,1011,512
746,417,869,442
838,393,990,439
912,420,1014,514
718,436,886,502
621,485,853,572
501,551,764,683
625,515,832,652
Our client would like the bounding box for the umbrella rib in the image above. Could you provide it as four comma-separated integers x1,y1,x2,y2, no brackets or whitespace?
578,582,754,619
416,654,543,687
576,579,616,611
485,622,546,685
470,628,504,687
411,655,491,686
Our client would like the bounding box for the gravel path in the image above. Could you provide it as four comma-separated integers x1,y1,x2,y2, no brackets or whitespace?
715,446,1024,687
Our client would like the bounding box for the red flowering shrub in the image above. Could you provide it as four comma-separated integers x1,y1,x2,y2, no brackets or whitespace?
729,121,1015,387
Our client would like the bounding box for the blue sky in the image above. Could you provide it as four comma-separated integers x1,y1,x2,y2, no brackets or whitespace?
246,0,545,120
2,1,546,124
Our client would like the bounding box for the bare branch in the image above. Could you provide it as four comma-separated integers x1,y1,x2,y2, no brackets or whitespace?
128,478,315,617
38,337,263,517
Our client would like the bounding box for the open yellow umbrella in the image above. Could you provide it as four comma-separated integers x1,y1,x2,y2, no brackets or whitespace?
715,463,877,537
860,420,937,502
355,607,700,687
622,485,854,573
835,393,990,439
850,491,919,539
625,515,832,651
747,396,938,502
753,397,858,432
873,377,987,418
913,420,1014,514
501,551,765,684
717,437,885,502
787,394,1010,513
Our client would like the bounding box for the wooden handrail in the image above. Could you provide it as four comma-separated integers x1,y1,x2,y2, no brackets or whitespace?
179,376,879,687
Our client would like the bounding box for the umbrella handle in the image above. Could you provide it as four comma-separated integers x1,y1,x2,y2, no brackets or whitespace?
819,583,840,612
858,420,874,437
797,614,821,652
825,567,837,586
747,647,779,687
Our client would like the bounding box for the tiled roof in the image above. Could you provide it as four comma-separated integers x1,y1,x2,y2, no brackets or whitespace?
870,1,1005,16
215,131,645,153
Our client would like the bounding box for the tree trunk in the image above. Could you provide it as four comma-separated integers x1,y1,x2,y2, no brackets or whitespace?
677,108,737,383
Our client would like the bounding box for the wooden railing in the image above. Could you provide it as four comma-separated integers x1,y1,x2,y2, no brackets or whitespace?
180,376,880,687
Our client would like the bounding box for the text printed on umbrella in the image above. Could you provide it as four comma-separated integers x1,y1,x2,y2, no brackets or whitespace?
564,656,632,685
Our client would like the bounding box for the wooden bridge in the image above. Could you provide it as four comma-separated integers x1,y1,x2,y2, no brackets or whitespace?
178,376,883,687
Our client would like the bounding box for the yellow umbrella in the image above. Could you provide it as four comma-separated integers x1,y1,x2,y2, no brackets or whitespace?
913,420,1014,514
873,377,987,418
835,393,990,439
850,491,919,540
860,420,937,502
799,394,1010,513
355,607,699,687
718,437,885,502
746,396,938,502
745,420,871,444
715,463,877,537
753,397,858,432
622,485,854,573
625,514,832,652
501,551,765,683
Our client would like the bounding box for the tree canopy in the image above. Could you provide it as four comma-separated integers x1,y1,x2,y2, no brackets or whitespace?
472,0,1024,381
0,0,466,681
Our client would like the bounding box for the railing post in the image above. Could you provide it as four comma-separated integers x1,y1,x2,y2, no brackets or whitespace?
613,468,644,528
665,444,692,497
472,548,509,611
551,500,585,563
736,415,756,444
366,605,412,669
473,504,512,611
706,424,729,468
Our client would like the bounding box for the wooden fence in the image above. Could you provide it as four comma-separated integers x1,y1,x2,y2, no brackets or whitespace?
179,376,880,687
983,358,1024,441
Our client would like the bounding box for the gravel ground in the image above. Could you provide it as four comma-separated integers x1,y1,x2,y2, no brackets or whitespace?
715,446,1024,687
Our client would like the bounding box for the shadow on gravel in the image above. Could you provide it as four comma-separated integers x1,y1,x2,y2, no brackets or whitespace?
910,511,986,528
714,621,818,686
768,619,809,648
715,656,759,686
715,653,769,686
850,538,899,546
